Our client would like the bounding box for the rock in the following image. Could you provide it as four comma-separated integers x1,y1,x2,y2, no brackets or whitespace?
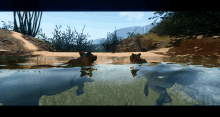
196,35,204,39
212,36,220,39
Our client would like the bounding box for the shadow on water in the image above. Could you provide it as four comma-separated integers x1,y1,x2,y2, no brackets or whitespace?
1,54,220,106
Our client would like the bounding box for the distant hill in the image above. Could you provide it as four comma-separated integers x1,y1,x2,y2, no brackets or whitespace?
90,38,107,45
91,24,157,44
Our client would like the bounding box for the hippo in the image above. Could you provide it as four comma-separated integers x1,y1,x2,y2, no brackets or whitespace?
28,51,97,69
130,53,147,64
65,51,97,67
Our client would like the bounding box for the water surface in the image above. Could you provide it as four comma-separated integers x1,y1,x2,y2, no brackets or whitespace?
1,56,220,105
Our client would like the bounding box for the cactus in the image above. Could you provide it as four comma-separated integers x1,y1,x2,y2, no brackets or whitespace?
13,11,42,38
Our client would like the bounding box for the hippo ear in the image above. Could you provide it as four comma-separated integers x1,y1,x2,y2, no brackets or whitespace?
79,51,85,57
138,53,141,56
86,52,91,56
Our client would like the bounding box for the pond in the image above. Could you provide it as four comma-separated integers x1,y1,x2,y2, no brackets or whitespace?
0,55,220,106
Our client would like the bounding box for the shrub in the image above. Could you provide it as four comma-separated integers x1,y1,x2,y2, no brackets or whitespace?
0,21,14,30
126,28,137,38
35,24,96,52
0,20,97,52
139,36,158,51
99,27,123,53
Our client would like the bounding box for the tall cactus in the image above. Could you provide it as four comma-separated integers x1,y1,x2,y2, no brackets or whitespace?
13,11,42,37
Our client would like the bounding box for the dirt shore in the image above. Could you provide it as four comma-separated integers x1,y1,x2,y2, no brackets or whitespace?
1,29,220,67
30,48,172,65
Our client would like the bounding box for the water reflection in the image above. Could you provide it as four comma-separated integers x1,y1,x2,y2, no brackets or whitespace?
131,63,220,106
88,64,139,85
161,56,220,68
0,67,94,106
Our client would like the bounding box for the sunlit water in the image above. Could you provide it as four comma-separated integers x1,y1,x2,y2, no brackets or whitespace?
0,61,220,105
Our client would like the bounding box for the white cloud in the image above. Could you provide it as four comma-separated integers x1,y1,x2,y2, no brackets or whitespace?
119,12,144,21
119,12,130,17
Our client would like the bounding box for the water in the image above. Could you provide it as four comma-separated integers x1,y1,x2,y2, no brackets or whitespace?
0,67,94,105
132,62,220,105
0,62,220,105
87,63,139,85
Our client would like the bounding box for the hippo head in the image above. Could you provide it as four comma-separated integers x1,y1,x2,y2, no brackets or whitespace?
130,53,147,64
79,51,97,66
65,51,97,67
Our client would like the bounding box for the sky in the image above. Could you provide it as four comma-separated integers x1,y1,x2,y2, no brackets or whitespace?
0,12,164,42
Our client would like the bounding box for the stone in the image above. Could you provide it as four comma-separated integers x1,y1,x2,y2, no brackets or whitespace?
196,35,204,39
212,36,220,39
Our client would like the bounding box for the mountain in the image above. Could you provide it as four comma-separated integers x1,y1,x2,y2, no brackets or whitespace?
90,38,107,45
90,24,157,44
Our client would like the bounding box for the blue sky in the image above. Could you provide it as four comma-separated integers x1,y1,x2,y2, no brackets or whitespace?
0,12,164,42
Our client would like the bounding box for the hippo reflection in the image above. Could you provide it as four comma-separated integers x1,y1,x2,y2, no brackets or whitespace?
81,67,97,77
131,64,204,106
0,67,95,106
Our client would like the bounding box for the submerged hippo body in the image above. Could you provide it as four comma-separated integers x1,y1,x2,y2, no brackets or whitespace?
130,53,147,64
131,64,204,106
0,68,94,106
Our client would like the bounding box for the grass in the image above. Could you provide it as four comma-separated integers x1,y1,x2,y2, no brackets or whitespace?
143,32,182,42
38,77,201,106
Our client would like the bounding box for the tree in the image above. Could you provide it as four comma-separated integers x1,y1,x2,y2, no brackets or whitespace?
148,11,220,38
100,26,123,52
13,11,42,38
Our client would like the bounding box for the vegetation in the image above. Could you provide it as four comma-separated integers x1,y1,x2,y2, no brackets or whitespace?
13,11,42,38
0,12,218,105
148,11,220,38
1,11,220,53
99,27,124,53
0,20,97,52
36,24,96,52
126,28,137,38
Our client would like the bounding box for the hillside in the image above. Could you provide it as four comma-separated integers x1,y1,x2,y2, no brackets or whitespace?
91,24,157,44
